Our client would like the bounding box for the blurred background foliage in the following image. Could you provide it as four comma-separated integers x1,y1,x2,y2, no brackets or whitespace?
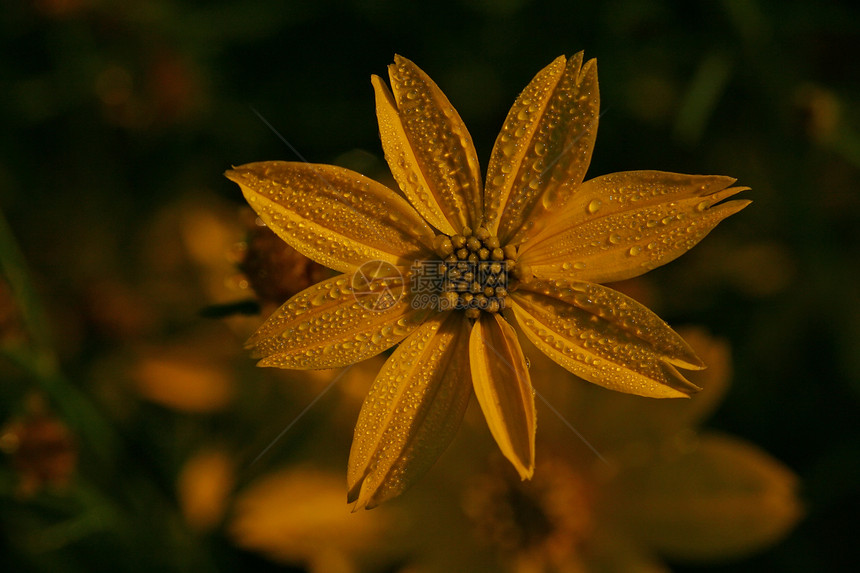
1,0,858,571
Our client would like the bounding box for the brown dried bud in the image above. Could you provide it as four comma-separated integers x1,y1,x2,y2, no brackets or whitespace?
239,218,328,306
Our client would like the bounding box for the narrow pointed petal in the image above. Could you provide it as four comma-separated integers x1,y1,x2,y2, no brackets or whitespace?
510,280,702,398
573,329,731,450
347,313,472,509
484,53,600,244
373,55,483,234
469,313,536,479
247,270,430,369
226,161,435,274
518,171,751,284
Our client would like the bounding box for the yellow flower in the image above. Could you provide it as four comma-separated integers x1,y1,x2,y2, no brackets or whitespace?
177,447,235,532
130,331,239,413
229,466,393,572
413,330,802,573
225,53,749,509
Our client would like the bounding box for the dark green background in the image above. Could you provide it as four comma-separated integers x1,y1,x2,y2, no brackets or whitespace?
2,0,858,571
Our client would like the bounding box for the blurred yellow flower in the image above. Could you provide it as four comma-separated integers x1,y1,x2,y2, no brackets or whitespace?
414,330,802,572
130,331,239,412
226,54,749,508
229,466,393,573
140,194,251,325
223,332,800,572
177,447,235,531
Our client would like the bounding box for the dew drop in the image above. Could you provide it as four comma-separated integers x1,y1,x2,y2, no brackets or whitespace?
311,292,329,306
534,142,546,156
541,187,559,209
587,199,602,214
608,233,622,244
627,245,642,256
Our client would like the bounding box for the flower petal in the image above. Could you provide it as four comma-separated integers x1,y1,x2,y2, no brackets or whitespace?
510,280,702,398
247,270,430,369
178,448,234,531
483,52,599,245
584,536,671,573
469,313,536,479
373,55,483,234
610,433,802,561
230,466,389,565
576,328,731,449
226,161,435,274
347,313,472,509
518,171,751,284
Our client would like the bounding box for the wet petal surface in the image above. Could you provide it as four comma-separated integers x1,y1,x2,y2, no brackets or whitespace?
374,56,483,234
510,280,702,398
470,312,536,479
348,313,472,509
484,53,599,245
247,270,430,369
226,161,435,274
518,171,750,284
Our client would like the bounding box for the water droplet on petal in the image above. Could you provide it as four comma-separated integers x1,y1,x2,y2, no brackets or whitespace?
587,199,602,214
536,188,559,211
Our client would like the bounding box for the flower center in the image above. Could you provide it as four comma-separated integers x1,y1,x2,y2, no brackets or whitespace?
463,457,594,563
431,225,517,319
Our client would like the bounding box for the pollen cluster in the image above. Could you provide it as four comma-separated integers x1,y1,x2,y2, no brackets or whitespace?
432,225,517,319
